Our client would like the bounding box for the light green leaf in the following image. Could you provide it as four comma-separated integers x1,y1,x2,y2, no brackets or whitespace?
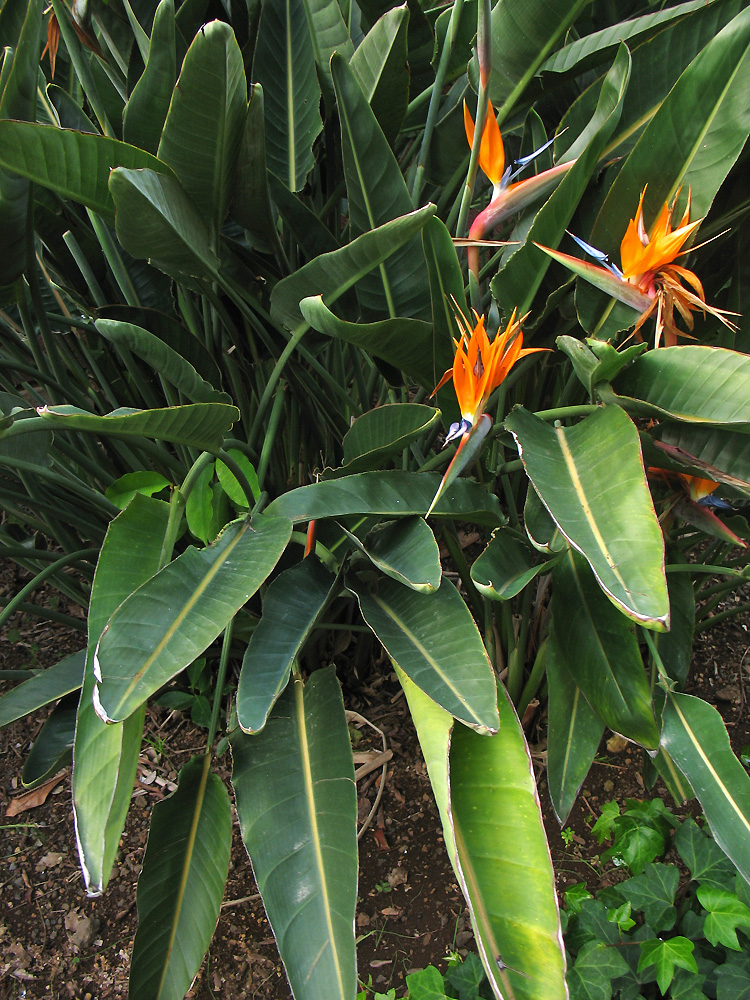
505,404,668,627
0,121,175,222
237,558,337,733
0,650,85,728
73,495,169,895
271,205,435,334
637,937,697,995
105,471,171,509
94,319,230,403
253,0,322,191
349,575,499,732
122,0,176,154
662,691,750,885
156,20,246,242
215,449,260,507
549,549,659,749
265,470,503,526
36,402,238,451
231,668,358,1000
109,167,221,280
95,514,292,722
129,754,231,1000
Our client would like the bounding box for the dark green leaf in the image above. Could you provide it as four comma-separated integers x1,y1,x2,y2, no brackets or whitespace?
0,651,84,728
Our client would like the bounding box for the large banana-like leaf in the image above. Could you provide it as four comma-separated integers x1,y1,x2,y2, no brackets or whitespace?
0,121,175,220
591,4,750,256
505,404,668,626
237,558,337,733
549,549,659,749
232,85,277,251
613,346,750,428
546,643,605,824
327,404,440,478
0,650,84,728
349,576,499,732
302,0,354,97
230,667,358,1000
331,53,431,319
482,0,592,114
129,754,232,1000
661,692,750,884
156,20,246,243
349,5,409,142
253,0,322,191
655,422,750,494
34,402,238,451
270,205,435,334
470,528,554,601
109,167,221,280
74,495,170,895
0,0,40,282
265,470,503,526
356,517,441,593
491,43,630,318
399,670,567,1000
122,0,176,154
95,514,292,722
94,320,230,404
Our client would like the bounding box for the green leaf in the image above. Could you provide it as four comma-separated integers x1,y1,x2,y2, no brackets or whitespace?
327,404,440,478
185,464,229,545
95,515,292,722
698,885,750,950
421,216,468,378
271,205,435,334
637,937,697,995
156,20,246,243
302,0,354,98
483,0,592,112
105,471,171,509
620,864,679,931
231,85,277,251
716,955,750,1000
405,966,451,1000
0,650,84,728
0,121,175,221
253,0,322,191
22,695,77,788
73,495,169,895
36,402,238,451
614,347,750,429
655,422,750,494
109,167,221,280
350,575,498,732
591,5,750,258
94,319,230,403
549,549,659,749
349,5,409,142
491,43,630,319
122,0,176,154
399,672,567,1000
546,643,605,824
673,817,736,891
470,527,553,601
505,405,668,627
230,668,358,1000
567,940,630,1000
359,517,441,593
331,53,431,319
655,570,695,689
525,485,566,553
265,470,503,526
237,558,337,733
215,449,260,507
129,754,231,1000
661,691,750,884
300,297,439,390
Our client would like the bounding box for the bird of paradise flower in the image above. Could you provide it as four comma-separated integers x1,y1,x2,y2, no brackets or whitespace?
426,303,547,516
538,187,737,348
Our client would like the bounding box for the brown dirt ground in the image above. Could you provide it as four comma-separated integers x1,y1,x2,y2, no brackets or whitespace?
2,560,750,1000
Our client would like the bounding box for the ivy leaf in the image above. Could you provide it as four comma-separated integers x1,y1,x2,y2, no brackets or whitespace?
637,937,698,994
716,954,750,1000
619,864,679,932
698,886,750,950
567,940,630,1000
674,819,736,891
592,802,620,844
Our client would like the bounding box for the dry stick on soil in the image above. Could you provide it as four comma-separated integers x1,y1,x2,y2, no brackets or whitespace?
347,710,391,840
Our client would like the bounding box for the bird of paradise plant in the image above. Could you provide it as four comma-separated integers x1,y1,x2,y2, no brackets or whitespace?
426,304,546,515
540,187,737,347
